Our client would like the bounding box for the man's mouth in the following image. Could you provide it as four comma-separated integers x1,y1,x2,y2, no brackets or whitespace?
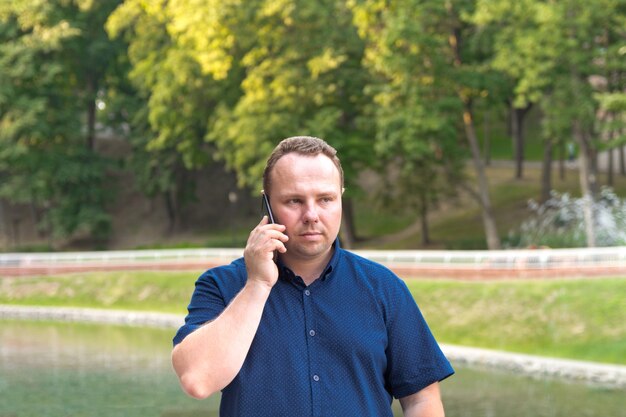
300,231,323,237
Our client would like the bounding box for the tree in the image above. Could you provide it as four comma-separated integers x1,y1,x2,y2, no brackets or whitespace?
594,9,626,184
107,0,235,231
474,0,626,247
0,0,122,244
352,0,502,249
596,92,626,185
151,0,375,246
348,3,465,246
471,0,548,181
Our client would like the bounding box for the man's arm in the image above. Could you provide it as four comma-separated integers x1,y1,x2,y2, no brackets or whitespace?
171,217,288,399
399,382,445,417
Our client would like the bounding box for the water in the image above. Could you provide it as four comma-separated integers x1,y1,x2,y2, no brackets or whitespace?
515,188,626,248
0,320,623,417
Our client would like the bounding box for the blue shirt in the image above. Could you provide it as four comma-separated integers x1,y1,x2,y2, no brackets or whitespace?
174,241,453,417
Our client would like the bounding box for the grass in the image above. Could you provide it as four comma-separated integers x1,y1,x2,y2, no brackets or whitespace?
1,271,625,365
0,271,196,316
407,278,626,365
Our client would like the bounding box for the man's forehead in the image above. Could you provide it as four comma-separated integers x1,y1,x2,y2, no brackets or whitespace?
269,153,341,192
273,153,339,176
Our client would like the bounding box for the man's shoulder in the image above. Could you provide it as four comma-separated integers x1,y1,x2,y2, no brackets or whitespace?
340,248,392,270
338,249,402,284
337,249,414,312
198,257,247,286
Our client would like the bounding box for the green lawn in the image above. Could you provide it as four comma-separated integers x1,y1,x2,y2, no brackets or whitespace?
0,271,196,316
1,271,624,365
406,278,626,365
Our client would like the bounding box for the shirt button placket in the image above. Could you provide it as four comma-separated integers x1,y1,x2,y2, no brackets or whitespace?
302,287,321,416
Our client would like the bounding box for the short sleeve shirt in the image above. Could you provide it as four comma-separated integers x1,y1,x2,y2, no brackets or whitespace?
173,241,454,417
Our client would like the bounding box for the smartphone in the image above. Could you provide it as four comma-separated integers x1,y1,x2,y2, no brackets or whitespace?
261,192,278,262
261,192,276,224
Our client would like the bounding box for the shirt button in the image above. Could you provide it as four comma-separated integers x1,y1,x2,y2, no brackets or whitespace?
309,330,316,337
304,289,311,296
313,375,320,382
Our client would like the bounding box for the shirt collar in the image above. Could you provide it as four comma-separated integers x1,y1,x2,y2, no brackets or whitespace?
323,237,341,279
278,237,342,284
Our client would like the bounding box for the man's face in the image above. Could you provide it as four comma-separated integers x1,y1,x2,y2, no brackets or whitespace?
268,153,342,264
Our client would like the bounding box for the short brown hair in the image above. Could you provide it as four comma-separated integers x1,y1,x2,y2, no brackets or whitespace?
262,136,344,194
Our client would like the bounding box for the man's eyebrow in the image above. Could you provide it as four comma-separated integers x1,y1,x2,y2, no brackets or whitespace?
279,190,339,199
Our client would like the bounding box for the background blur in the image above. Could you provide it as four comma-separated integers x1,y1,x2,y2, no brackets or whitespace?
1,3,625,416
1,0,625,253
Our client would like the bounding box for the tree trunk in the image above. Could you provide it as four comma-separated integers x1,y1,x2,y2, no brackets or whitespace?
448,24,500,249
510,103,531,179
574,121,598,247
558,140,566,181
540,140,553,203
340,197,357,249
463,104,501,249
0,199,5,244
483,108,491,166
165,191,179,234
590,146,599,189
11,217,20,248
586,131,599,197
86,74,97,151
420,192,430,245
607,145,614,187
620,144,626,176
30,202,46,238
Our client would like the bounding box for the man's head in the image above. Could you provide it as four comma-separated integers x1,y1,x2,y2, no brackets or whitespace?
262,136,343,266
262,136,344,196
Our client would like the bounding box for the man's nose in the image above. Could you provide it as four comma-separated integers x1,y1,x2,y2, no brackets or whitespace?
302,203,319,223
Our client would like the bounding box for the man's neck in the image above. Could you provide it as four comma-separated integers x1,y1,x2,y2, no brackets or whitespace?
281,248,334,286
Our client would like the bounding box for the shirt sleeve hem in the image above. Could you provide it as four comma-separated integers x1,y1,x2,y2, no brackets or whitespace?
392,369,455,399
172,324,199,347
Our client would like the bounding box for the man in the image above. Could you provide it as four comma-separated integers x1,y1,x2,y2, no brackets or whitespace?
172,136,453,417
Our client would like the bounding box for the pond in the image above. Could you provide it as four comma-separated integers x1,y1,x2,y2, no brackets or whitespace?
0,320,623,417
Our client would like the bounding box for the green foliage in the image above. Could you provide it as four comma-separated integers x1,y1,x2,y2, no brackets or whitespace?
351,0,506,245
1,0,625,250
107,1,212,199
473,0,626,151
197,0,375,191
0,1,122,243
1,147,113,240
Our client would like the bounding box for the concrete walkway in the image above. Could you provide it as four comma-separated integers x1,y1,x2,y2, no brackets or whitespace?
1,304,625,389
441,344,626,389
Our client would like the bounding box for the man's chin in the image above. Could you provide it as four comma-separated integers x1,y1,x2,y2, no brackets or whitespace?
288,242,332,260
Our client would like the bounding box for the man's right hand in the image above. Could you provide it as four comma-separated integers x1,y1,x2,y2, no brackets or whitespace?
173,215,288,399
243,216,288,289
